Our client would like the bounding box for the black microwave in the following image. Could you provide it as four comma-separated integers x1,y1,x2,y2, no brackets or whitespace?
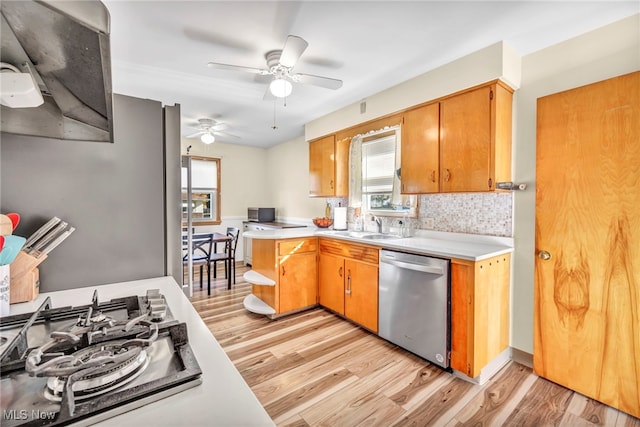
248,207,275,222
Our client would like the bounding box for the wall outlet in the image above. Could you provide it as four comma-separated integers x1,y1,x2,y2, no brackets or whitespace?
424,217,435,229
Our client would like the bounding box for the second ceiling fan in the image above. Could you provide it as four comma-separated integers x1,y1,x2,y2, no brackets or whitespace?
207,35,342,99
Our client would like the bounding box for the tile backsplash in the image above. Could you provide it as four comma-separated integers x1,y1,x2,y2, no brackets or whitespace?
329,192,513,237
418,192,513,237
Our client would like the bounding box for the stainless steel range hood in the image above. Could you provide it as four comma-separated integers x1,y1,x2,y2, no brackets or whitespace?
0,0,113,142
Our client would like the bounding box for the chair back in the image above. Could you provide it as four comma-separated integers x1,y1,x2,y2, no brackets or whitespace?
183,233,214,263
226,227,240,259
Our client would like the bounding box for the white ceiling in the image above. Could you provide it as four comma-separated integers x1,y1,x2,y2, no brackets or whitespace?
103,1,638,148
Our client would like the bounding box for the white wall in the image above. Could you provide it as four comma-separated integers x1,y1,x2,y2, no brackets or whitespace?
266,136,326,222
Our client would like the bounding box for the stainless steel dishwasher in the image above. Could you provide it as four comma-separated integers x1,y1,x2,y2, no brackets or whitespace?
378,249,451,370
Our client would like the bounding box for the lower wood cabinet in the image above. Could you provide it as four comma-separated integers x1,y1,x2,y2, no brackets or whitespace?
318,238,379,332
450,254,511,378
251,237,318,316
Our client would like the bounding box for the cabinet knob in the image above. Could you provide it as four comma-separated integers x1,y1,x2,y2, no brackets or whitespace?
431,170,436,183
444,169,451,182
538,250,552,261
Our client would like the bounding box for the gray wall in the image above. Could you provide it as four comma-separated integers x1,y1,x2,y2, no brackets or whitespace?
1,94,167,291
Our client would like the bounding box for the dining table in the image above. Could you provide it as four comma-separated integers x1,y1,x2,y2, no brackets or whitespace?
183,232,233,293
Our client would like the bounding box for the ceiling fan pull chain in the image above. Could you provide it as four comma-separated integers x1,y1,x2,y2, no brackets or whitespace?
272,100,278,130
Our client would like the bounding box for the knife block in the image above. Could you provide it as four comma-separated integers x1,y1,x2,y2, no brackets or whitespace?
10,251,47,304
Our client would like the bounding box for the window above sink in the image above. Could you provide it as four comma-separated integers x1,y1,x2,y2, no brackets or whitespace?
350,126,417,219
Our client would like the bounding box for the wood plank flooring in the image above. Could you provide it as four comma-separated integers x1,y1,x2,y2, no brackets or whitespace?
189,266,640,426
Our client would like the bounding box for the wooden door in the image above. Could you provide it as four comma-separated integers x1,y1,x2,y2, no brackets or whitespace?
440,86,491,192
309,135,336,197
279,251,317,314
401,102,440,193
534,71,639,418
344,259,378,332
318,253,345,314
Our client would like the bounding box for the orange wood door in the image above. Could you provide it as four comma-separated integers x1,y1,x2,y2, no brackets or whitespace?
534,71,639,418
318,253,345,315
344,259,378,333
279,251,317,314
440,86,491,192
401,102,440,193
309,135,336,197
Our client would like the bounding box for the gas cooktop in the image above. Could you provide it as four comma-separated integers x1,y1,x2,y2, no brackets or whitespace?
0,289,202,426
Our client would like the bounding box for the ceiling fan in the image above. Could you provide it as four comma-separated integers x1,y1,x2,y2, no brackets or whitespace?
186,118,237,144
207,35,343,99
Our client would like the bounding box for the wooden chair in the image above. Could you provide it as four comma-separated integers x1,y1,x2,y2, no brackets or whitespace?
182,233,214,294
210,227,240,288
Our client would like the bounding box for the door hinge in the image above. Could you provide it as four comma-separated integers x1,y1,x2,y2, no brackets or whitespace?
489,89,494,100
488,177,493,188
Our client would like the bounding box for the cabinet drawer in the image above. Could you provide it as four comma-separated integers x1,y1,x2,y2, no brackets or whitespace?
319,238,379,264
278,238,318,256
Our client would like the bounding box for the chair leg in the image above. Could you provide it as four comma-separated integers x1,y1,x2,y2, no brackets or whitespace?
207,263,211,295
199,265,203,288
213,261,217,279
232,259,236,284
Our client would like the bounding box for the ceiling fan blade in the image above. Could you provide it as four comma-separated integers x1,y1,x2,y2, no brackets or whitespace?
210,123,229,131
207,62,269,75
294,73,343,90
186,131,204,138
279,35,308,68
213,130,240,139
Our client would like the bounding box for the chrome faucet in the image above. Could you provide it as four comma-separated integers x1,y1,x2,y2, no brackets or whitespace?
374,216,383,233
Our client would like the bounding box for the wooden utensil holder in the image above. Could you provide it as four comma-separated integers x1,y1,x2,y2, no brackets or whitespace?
10,250,47,304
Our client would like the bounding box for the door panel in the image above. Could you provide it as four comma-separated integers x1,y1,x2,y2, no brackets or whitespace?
318,253,345,314
344,259,378,333
440,86,491,192
534,71,639,417
279,252,317,314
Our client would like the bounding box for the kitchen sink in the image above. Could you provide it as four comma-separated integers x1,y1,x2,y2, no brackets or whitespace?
360,234,400,240
320,230,400,240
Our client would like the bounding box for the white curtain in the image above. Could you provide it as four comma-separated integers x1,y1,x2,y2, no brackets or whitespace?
349,135,363,208
391,127,402,208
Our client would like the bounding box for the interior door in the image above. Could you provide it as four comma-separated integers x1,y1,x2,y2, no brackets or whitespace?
534,71,639,418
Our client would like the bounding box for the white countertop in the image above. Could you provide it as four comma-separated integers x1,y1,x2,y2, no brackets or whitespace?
7,276,275,427
243,228,513,261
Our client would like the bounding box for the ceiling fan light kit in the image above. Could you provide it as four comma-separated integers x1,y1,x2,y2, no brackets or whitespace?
200,132,215,144
269,78,292,98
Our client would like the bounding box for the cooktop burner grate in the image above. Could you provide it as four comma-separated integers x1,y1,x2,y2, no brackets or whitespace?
0,289,202,427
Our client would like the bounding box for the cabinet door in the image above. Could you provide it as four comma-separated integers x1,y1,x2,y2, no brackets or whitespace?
309,135,336,197
318,253,345,314
402,102,440,193
279,252,317,314
344,259,378,332
440,86,492,192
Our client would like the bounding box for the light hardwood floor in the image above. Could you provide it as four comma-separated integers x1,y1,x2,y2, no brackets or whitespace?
190,265,640,427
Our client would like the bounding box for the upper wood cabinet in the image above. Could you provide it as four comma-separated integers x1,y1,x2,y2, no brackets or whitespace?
401,102,440,193
308,134,349,197
440,82,513,192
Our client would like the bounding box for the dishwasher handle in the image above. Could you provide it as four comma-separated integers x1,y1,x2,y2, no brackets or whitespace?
380,255,444,275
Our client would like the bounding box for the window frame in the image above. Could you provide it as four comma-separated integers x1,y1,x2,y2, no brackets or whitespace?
182,155,221,226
